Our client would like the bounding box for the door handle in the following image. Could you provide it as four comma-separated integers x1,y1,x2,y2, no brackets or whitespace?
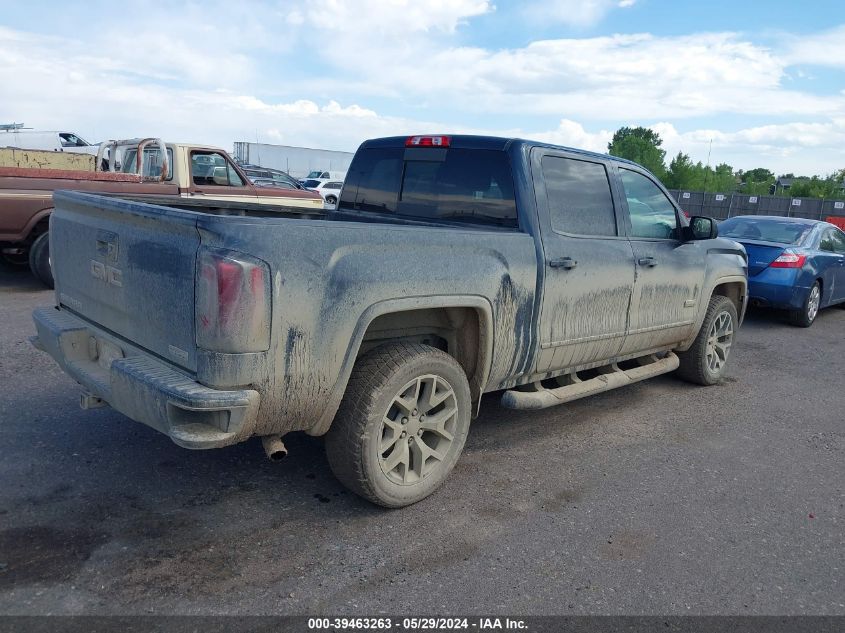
638,257,658,267
549,257,577,270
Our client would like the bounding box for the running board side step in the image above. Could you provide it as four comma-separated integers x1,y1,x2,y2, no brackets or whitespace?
501,352,679,410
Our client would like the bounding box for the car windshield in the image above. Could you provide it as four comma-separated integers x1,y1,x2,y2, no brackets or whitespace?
718,218,814,245
301,179,322,188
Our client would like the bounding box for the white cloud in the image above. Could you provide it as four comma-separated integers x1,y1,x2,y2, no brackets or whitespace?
783,24,845,69
1,4,844,177
298,24,844,120
305,0,492,34
524,0,636,27
647,121,845,174
531,119,613,153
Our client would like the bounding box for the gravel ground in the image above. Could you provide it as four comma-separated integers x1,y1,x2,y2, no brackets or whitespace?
0,265,842,615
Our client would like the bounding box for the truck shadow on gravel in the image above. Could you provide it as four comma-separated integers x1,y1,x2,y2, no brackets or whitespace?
0,265,46,293
0,375,707,599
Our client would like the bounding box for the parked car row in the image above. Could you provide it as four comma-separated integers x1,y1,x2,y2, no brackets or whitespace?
237,162,346,205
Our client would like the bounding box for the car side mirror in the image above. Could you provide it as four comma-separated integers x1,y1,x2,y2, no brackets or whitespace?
684,216,718,241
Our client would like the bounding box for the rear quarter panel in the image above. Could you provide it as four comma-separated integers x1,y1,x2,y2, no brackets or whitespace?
196,217,538,436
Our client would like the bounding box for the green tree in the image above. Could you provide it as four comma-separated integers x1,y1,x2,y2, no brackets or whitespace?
664,152,696,190
710,163,737,193
788,174,844,199
744,167,774,183
607,126,666,178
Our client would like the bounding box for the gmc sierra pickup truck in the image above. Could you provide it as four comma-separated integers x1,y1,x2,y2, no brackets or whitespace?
1,138,322,287
32,134,748,507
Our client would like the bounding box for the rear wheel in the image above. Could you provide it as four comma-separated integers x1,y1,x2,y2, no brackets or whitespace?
325,342,471,508
28,232,53,289
789,282,820,327
325,195,338,205
676,294,737,385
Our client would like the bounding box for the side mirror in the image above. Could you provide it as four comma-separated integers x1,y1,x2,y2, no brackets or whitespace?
684,216,718,241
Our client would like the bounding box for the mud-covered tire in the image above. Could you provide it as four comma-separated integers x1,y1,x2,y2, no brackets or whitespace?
676,294,737,386
28,232,53,289
789,282,820,327
325,342,471,508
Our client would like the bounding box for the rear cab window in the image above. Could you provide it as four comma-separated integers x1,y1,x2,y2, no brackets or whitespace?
541,155,617,236
338,145,518,229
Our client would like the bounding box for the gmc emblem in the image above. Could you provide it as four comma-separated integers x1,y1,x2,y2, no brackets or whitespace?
90,260,123,287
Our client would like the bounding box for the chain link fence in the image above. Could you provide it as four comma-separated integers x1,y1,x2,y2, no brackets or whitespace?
668,190,845,223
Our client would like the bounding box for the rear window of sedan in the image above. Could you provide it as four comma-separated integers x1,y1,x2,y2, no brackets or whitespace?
719,218,814,245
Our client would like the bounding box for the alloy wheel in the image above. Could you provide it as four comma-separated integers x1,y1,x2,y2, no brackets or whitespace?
378,374,458,485
705,311,734,373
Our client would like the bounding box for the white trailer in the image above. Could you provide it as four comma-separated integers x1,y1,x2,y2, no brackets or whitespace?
233,142,354,179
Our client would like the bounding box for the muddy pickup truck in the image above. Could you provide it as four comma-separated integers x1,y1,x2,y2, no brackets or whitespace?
32,134,748,507
1,138,322,287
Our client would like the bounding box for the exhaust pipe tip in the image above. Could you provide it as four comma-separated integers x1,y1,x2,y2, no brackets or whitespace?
261,435,288,461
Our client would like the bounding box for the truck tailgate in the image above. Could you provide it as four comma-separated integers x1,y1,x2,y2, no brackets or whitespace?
50,191,200,372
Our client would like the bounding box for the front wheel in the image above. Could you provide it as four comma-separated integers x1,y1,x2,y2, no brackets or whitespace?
28,232,53,289
789,282,820,327
676,294,737,385
325,342,471,508
325,195,337,205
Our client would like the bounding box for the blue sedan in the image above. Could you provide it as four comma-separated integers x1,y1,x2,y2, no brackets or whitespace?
718,216,845,327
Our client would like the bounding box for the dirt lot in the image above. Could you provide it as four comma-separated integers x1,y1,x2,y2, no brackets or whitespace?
0,265,842,615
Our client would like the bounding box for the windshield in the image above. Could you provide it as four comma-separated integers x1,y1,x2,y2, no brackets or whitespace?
306,170,324,178
301,179,322,188
719,217,813,245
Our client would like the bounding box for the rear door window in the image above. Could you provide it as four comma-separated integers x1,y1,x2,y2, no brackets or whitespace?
832,229,845,254
339,147,517,228
820,229,836,252
541,155,617,236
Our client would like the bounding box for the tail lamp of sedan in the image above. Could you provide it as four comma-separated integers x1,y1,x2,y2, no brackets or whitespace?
768,250,807,269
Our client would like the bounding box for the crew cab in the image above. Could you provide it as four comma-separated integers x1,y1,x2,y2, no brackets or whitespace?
1,138,322,287
32,134,748,507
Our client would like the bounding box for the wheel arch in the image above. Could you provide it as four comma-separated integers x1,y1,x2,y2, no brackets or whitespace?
712,280,745,318
5,206,53,245
307,295,495,436
676,276,746,352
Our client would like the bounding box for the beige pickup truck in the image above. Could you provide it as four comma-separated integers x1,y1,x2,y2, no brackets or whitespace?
0,138,323,287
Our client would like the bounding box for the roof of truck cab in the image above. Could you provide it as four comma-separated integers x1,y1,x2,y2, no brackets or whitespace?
361,134,642,168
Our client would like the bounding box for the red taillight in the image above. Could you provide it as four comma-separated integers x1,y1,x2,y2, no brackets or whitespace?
769,251,807,268
405,135,451,147
196,249,270,353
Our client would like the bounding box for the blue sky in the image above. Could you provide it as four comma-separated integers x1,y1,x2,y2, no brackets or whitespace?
1,0,844,175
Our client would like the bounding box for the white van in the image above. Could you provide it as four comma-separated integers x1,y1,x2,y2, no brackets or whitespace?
0,130,99,155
